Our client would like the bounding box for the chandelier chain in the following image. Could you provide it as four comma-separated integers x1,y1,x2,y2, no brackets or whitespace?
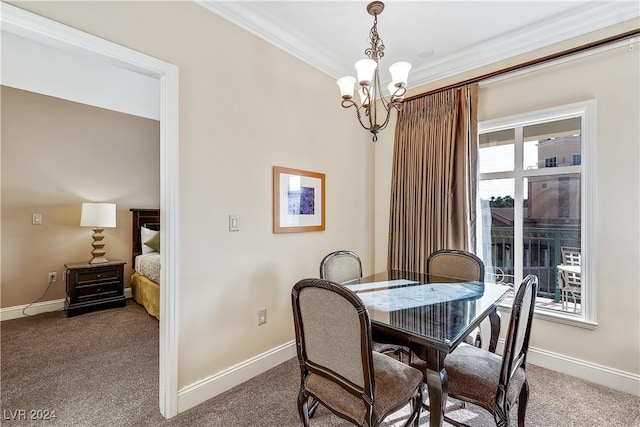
365,15,385,63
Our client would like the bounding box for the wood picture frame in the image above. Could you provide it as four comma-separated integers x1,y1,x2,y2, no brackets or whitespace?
273,166,325,233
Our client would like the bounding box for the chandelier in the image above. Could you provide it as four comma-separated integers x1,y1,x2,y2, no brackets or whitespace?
337,1,411,142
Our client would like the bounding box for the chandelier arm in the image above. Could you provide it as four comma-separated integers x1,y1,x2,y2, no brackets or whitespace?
375,102,396,133
342,99,378,133
379,96,405,132
356,105,375,132
341,99,358,109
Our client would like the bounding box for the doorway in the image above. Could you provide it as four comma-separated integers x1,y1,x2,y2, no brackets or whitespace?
0,3,179,418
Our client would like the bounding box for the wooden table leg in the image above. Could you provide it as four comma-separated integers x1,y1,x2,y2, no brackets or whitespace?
425,348,447,427
488,308,500,353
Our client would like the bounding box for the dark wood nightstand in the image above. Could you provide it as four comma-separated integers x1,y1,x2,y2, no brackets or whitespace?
64,260,126,317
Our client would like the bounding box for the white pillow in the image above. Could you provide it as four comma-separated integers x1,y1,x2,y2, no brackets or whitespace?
141,226,159,254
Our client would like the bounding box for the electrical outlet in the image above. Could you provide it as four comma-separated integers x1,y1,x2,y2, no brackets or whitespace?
257,308,267,326
48,272,57,283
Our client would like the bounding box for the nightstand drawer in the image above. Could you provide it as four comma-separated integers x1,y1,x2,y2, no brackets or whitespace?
75,268,121,284
75,280,119,299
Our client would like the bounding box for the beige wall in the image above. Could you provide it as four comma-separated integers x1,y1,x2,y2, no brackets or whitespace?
3,1,373,390
375,20,640,375
1,86,160,308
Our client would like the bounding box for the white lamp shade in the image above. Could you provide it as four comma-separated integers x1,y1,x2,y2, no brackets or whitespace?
337,76,356,99
389,61,411,88
80,203,116,228
355,59,377,86
388,82,404,100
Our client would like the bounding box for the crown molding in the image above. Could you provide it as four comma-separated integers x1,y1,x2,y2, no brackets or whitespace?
195,1,345,78
409,1,640,88
198,1,639,90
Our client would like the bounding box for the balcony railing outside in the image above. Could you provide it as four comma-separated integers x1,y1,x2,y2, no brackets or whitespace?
488,227,580,308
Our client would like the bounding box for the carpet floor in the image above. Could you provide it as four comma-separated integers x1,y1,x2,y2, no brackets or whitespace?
1,301,638,426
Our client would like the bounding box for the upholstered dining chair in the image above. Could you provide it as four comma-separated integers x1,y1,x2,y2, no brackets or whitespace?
407,248,489,367
427,249,496,351
319,250,409,361
291,278,424,427
319,250,362,284
408,249,491,396
426,249,485,284
320,250,409,360
442,274,539,427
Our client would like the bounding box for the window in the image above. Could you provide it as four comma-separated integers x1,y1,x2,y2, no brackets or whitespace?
477,101,596,326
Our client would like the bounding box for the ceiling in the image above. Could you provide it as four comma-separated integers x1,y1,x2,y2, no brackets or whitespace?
197,1,639,89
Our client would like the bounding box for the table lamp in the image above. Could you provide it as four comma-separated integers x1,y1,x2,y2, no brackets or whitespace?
80,202,116,264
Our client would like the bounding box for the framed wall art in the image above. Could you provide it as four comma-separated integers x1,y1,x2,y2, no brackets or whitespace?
273,166,325,233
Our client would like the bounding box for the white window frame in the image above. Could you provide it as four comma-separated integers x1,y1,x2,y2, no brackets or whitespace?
477,100,597,328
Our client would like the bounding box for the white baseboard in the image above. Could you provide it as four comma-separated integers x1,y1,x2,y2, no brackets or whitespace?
177,341,297,413
176,340,638,415
496,341,640,396
1,298,66,321
1,288,134,321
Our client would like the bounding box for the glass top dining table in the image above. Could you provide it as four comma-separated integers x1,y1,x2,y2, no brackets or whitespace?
343,270,512,427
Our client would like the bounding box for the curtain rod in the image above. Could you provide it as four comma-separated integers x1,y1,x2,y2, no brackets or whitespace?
405,28,640,102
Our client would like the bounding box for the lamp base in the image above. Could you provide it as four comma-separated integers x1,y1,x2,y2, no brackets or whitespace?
88,228,110,264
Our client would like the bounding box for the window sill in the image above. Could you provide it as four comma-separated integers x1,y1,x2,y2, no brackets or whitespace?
497,302,598,329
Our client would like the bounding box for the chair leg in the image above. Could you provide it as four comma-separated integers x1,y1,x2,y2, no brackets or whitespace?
493,409,509,427
569,289,580,313
298,390,310,427
308,397,319,418
517,381,529,427
406,386,423,427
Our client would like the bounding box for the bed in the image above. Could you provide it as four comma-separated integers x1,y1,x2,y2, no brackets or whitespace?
130,208,161,319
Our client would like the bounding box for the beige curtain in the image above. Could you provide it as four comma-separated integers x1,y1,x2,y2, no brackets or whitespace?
388,84,478,272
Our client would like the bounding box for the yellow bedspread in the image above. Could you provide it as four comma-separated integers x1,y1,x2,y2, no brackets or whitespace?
131,272,159,319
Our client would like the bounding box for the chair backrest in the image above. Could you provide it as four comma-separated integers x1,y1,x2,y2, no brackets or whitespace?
426,249,485,282
560,247,581,286
561,246,581,266
319,250,363,284
498,274,538,398
291,278,374,410
563,269,581,287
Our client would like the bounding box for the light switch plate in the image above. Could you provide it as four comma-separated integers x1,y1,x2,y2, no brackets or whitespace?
229,214,240,231
32,213,42,225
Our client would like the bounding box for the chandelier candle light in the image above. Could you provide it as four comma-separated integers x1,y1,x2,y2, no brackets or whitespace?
80,202,116,264
337,1,411,142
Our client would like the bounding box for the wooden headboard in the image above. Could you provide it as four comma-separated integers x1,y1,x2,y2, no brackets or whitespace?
130,208,160,266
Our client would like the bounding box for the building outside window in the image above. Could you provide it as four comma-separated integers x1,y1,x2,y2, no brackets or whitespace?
477,101,596,325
